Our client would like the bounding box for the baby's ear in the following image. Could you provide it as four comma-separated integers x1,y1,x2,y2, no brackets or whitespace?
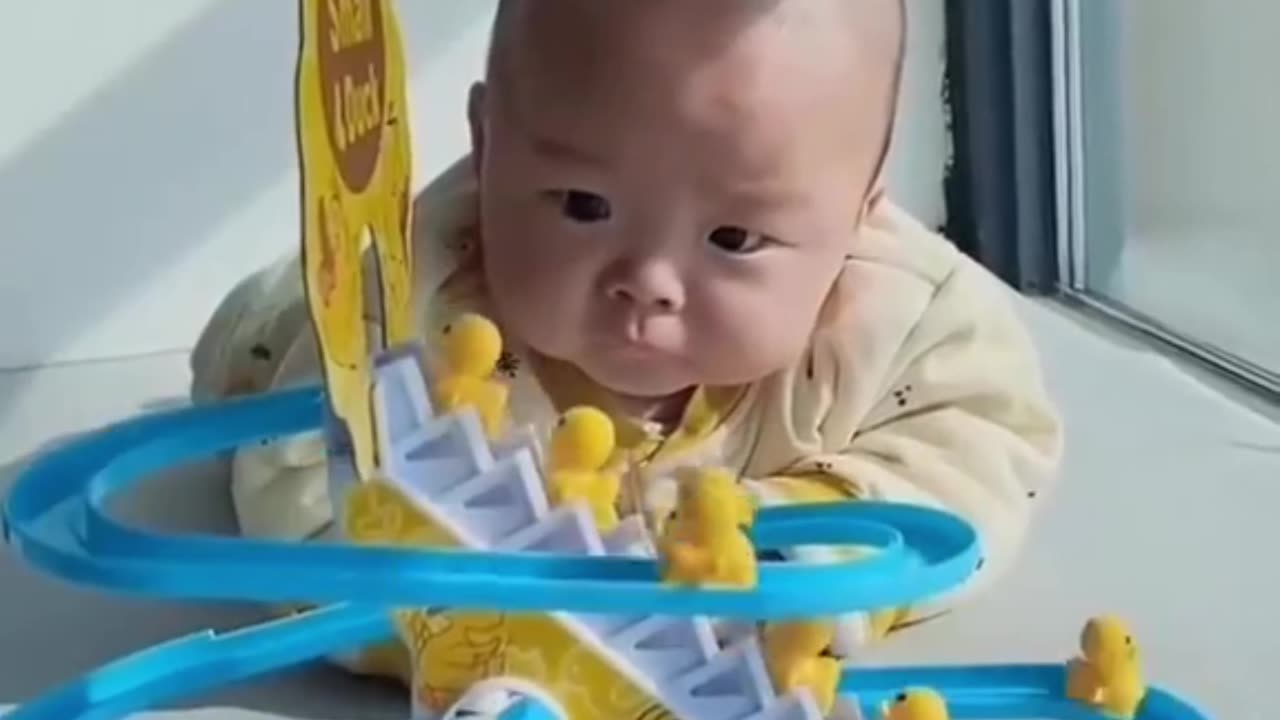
466,81,489,172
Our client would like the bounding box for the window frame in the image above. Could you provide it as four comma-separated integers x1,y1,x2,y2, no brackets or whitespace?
942,0,1058,293
946,0,1280,401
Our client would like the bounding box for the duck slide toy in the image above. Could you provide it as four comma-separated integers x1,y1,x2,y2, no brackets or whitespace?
1,2,1211,719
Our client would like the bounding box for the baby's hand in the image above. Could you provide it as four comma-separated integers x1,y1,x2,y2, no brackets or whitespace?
641,473,679,529
270,429,328,467
230,429,333,541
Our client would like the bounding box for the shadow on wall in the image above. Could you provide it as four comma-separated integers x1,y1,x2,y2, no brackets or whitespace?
0,1,494,372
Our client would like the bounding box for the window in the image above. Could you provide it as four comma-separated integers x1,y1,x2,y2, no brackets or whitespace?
1054,0,1280,396
946,0,1280,399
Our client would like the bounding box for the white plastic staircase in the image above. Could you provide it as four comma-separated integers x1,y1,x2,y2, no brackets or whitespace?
346,350,852,720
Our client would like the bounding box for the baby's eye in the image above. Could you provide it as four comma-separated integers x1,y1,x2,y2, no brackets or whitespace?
558,190,612,223
708,225,771,254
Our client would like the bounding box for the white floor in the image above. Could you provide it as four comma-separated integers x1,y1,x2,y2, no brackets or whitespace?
1105,226,1280,375
1,297,1276,719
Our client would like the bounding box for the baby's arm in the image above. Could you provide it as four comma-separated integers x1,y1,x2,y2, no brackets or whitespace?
749,260,1063,650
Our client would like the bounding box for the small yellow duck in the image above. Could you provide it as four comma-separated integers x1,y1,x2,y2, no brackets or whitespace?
545,405,621,532
880,687,949,720
762,620,842,714
1065,615,1146,719
657,466,757,588
431,313,509,440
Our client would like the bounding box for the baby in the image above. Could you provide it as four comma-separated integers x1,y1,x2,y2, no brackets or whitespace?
192,0,1061,691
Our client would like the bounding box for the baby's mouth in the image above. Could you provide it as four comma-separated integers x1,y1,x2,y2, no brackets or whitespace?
590,312,684,361
623,314,679,348
601,328,662,355
613,342,665,360
612,334,672,361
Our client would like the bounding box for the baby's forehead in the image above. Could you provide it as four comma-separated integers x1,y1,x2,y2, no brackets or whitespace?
489,0,903,192
490,0,903,104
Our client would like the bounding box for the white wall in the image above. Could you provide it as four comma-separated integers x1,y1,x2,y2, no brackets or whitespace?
887,0,949,231
0,0,947,371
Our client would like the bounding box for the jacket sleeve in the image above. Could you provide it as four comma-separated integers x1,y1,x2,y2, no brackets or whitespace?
750,258,1064,643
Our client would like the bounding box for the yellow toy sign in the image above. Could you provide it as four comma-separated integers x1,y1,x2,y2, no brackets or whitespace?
296,0,415,481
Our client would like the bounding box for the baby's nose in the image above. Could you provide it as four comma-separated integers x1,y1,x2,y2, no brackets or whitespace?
605,262,685,313
609,285,680,312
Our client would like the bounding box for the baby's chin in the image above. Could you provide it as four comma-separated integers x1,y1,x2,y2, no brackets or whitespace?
576,355,698,401
576,350,775,402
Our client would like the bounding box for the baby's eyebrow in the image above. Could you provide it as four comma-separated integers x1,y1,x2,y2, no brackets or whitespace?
717,181,810,211
527,131,612,168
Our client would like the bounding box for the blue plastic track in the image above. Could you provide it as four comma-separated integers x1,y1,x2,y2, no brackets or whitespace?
1,604,392,720
3,385,981,617
0,385,1211,719
842,665,1210,719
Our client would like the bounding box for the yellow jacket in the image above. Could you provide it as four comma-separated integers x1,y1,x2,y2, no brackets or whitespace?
190,157,1063,649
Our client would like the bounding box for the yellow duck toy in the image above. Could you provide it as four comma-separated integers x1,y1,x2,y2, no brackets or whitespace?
545,405,621,532
431,313,509,441
1065,615,1147,719
762,620,842,715
657,466,757,588
880,687,949,720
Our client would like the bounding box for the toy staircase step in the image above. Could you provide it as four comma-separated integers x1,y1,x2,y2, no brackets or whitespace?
493,423,545,469
392,411,495,500
602,615,720,686
711,620,759,648
601,514,655,557
498,504,605,556
331,346,433,501
435,449,548,546
662,638,776,720
746,692,829,720
577,612,648,639
371,345,498,496
372,345,436,439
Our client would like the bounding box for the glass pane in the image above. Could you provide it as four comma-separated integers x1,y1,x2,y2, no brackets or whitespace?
1073,0,1280,378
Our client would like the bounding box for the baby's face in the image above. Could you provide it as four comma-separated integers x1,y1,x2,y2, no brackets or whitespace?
471,2,895,398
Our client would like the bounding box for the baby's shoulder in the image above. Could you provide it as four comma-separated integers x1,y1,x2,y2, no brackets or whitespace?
407,156,489,327
815,199,1029,379
845,199,962,292
838,199,1017,326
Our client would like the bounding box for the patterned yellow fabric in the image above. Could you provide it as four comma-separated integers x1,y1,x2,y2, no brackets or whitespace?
761,472,858,503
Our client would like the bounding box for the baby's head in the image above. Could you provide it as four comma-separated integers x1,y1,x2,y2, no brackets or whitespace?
467,0,905,400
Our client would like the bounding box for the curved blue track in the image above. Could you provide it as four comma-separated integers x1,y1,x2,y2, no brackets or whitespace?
4,386,981,617
843,665,1210,720
0,386,1210,719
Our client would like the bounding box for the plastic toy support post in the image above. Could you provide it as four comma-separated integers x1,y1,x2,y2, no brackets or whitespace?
297,0,415,482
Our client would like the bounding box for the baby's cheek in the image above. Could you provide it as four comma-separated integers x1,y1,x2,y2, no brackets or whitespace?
690,284,811,374
488,256,555,320
495,244,589,307
485,243,594,350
